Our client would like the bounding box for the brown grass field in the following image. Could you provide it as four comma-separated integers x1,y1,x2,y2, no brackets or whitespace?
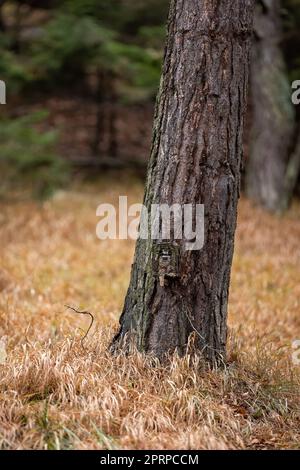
0,175,300,450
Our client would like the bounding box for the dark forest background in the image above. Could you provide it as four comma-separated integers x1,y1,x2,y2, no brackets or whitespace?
0,0,299,203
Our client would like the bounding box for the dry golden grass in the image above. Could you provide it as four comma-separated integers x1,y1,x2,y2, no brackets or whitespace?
0,175,299,450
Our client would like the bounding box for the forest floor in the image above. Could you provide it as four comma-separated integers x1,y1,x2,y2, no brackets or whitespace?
0,174,300,450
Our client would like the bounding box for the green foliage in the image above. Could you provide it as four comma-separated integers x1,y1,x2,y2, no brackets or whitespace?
103,41,162,101
28,11,162,100
61,0,169,33
30,14,116,82
0,112,69,199
138,25,166,49
0,35,32,92
61,0,123,24
0,0,168,199
0,0,167,97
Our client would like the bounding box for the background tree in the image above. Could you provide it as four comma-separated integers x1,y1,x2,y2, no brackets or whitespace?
246,0,300,212
112,0,255,365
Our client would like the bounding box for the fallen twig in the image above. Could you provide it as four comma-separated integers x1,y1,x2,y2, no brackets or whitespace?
65,305,94,350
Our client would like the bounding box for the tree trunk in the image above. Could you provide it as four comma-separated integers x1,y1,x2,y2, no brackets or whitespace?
283,129,300,208
107,86,118,159
245,0,295,212
112,0,254,365
0,1,5,32
93,71,118,158
92,70,107,157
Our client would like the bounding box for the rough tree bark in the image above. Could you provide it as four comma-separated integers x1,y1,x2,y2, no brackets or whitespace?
0,1,5,32
245,0,296,212
112,0,255,365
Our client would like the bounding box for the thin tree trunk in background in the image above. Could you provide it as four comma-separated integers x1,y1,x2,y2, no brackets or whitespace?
112,0,254,365
246,0,295,212
92,70,107,157
283,130,300,207
93,71,118,158
107,83,118,158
